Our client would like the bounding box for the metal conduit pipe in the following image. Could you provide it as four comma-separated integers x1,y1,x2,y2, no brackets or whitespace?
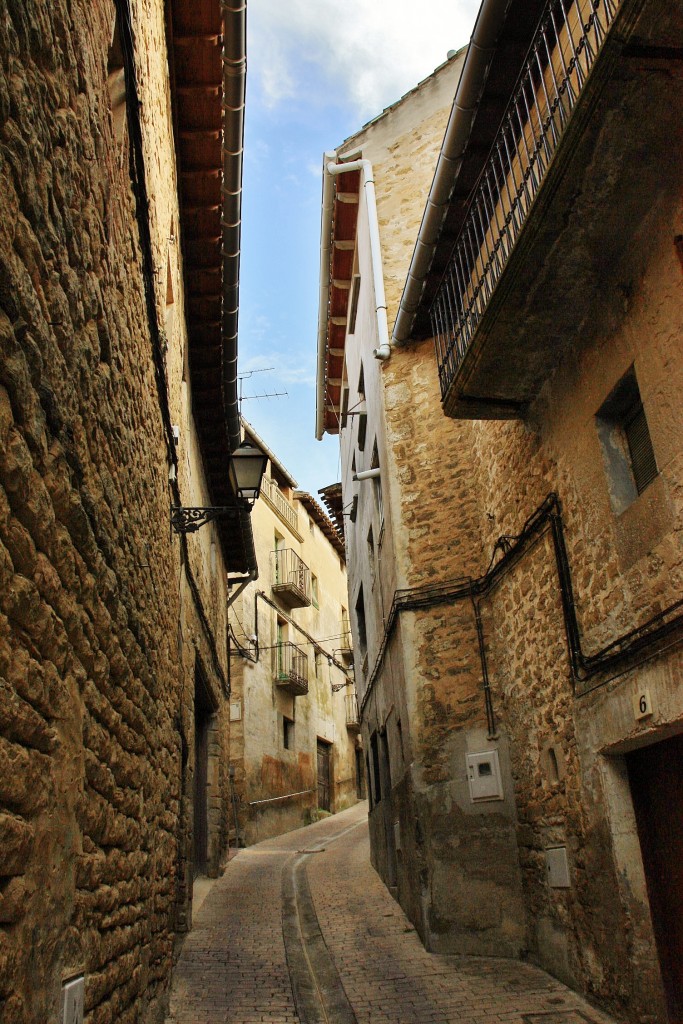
392,0,512,346
221,0,257,577
315,154,391,440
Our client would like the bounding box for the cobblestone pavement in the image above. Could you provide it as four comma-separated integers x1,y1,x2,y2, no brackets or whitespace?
166,802,618,1024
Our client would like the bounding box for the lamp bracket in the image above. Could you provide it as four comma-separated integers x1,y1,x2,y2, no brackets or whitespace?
170,505,243,534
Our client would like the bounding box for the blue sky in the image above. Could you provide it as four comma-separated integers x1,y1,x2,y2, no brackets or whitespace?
239,0,479,496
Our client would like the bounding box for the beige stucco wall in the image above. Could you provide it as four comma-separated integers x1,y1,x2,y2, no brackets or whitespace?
229,467,360,845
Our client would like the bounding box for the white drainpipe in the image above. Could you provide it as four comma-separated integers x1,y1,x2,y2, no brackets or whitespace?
352,468,382,482
315,153,390,441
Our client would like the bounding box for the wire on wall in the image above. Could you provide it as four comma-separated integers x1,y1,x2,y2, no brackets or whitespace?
360,492,683,722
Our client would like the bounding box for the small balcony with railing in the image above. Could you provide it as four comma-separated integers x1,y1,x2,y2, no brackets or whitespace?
273,641,309,697
339,617,353,662
261,476,300,537
345,691,361,732
432,0,679,418
271,548,311,609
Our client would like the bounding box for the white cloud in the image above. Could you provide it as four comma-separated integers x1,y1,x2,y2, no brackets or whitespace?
248,0,479,118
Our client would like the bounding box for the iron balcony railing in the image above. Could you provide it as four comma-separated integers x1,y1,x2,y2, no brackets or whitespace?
340,617,353,654
273,640,309,696
271,547,311,607
432,0,620,400
345,692,360,731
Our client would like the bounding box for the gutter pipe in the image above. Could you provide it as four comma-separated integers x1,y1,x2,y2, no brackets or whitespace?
221,0,257,576
315,153,390,441
392,0,511,346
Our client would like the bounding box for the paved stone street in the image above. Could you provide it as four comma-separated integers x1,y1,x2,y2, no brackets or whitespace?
166,802,618,1024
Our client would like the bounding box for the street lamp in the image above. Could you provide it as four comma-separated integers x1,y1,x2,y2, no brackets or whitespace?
170,439,268,534
228,439,268,504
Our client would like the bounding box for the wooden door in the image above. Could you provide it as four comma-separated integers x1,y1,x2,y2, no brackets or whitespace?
317,740,331,811
626,733,683,1023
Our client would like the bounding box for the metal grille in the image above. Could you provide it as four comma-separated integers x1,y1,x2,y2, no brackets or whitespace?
625,404,657,495
274,641,309,690
272,547,311,603
432,0,620,400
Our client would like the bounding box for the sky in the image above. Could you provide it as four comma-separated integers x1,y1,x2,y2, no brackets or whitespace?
238,0,480,496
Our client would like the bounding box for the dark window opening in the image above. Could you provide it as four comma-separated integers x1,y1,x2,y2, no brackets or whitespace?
596,366,658,514
355,586,367,658
370,731,382,804
283,715,294,750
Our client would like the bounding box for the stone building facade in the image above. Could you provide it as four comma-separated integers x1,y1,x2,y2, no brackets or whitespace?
316,1,683,1022
0,0,254,1021
228,422,361,845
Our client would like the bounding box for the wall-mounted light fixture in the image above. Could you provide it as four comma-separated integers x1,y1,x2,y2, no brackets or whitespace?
170,439,268,534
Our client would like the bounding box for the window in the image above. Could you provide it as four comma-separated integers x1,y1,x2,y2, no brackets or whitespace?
341,386,349,429
367,526,375,583
357,362,365,399
274,532,284,583
355,586,367,658
357,410,367,452
348,275,361,335
596,367,658,514
311,574,319,608
283,715,295,750
371,442,384,531
276,618,287,676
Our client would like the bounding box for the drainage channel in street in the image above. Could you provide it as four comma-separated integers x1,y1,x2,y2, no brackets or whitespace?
282,821,365,1024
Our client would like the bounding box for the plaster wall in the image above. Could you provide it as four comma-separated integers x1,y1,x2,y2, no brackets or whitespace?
229,479,359,845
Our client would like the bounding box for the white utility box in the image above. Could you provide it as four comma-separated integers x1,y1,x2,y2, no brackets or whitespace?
466,749,504,802
62,975,84,1024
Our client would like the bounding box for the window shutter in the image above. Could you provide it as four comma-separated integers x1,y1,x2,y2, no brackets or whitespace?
625,404,657,495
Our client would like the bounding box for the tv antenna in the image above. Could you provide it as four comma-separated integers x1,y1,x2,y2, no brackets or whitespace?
237,368,288,412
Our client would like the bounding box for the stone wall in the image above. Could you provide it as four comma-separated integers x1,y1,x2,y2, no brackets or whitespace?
337,24,683,1022
0,1,235,1020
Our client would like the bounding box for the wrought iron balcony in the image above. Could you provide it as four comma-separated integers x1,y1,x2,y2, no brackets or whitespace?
273,641,309,696
271,548,311,608
339,617,353,661
433,0,623,417
345,692,361,732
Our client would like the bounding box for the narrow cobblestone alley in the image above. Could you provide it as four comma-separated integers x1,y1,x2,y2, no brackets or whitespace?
166,803,618,1024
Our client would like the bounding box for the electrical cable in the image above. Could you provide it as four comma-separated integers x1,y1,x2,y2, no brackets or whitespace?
360,492,683,720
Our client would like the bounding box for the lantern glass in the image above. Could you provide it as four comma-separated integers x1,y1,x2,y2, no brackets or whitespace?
229,441,268,503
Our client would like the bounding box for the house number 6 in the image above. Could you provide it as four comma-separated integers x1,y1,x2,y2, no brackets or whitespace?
633,689,653,720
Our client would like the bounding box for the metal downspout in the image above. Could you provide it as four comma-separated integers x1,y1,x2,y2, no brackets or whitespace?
392,0,512,346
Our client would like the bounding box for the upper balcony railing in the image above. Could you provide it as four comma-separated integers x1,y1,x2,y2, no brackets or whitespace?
433,0,620,403
345,691,360,731
261,476,300,535
271,548,311,608
339,616,353,658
